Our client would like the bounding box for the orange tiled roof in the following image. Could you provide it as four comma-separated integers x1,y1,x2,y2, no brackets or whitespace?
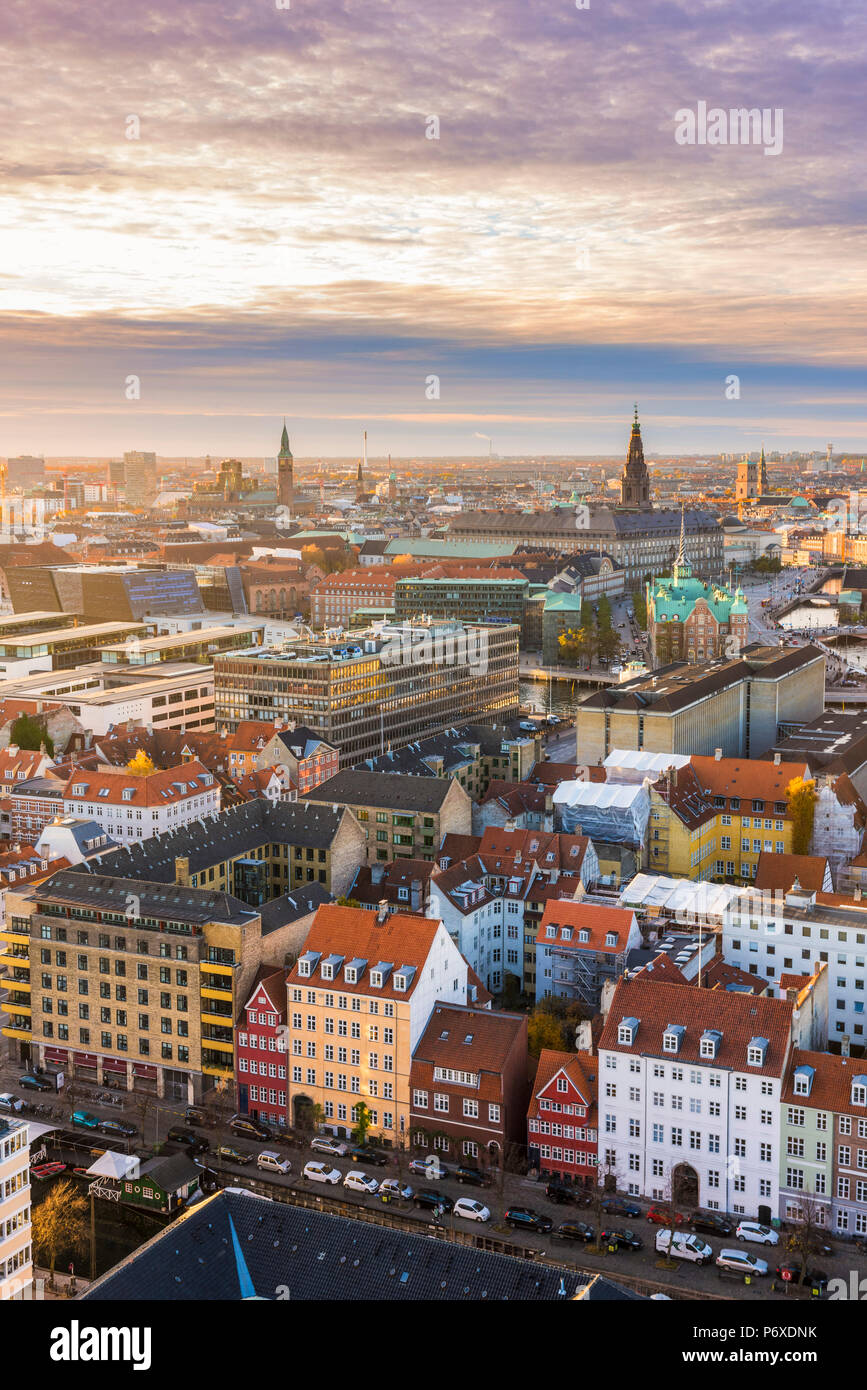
782,1048,867,1114
287,904,442,999
538,898,636,950
63,759,214,807
754,852,831,893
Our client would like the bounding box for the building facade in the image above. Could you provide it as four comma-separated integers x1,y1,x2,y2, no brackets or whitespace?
285,904,472,1143
527,1049,599,1185
213,620,520,765
0,1116,31,1300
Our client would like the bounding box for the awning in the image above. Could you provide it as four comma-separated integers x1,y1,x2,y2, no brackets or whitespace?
87,1150,140,1180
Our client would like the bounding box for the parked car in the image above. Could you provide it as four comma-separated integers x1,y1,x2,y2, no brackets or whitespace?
689,1211,733,1238
19,1073,52,1093
552,1220,594,1244
343,1169,379,1195
646,1205,686,1227
0,1093,25,1114
184,1106,212,1128
302,1161,342,1184
601,1196,641,1219
167,1127,208,1153
453,1197,491,1223
504,1207,553,1234
736,1221,779,1246
213,1145,253,1166
412,1188,454,1213
97,1119,137,1139
311,1135,349,1157
71,1110,99,1129
346,1145,389,1167
600,1227,643,1251
655,1229,713,1265
774,1262,828,1290
455,1165,491,1187
518,720,537,732
230,1118,272,1143
379,1178,413,1200
408,1156,449,1179
716,1248,768,1277
257,1150,292,1175
546,1180,592,1208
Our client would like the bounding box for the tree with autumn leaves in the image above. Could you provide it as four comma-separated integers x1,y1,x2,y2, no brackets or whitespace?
787,776,817,855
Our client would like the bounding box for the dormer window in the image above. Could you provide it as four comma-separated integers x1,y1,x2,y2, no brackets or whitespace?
748,1036,769,1067
793,1066,814,1097
578,929,590,943
298,959,311,977
122,787,135,801
321,963,334,980
345,966,357,984
663,1025,684,1054
700,1030,722,1059
852,1076,867,1107
604,932,617,948
393,973,407,991
561,927,572,942
370,971,383,988
73,783,87,797
546,925,556,939
618,1017,639,1045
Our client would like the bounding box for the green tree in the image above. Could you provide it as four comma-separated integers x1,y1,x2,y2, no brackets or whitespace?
631,590,647,630
351,1101,371,1146
787,776,817,855
10,713,53,756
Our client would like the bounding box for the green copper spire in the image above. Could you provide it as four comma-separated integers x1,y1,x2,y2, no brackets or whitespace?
632,402,640,432
280,420,291,456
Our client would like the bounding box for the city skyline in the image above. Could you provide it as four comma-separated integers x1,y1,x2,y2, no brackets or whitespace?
2,0,865,455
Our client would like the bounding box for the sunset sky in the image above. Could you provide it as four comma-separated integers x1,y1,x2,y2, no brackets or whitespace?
2,0,865,458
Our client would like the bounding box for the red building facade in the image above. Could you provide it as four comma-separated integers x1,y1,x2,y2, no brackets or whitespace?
527,1049,598,1185
235,968,288,1129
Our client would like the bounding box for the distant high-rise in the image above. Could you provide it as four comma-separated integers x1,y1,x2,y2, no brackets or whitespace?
5,455,45,490
735,445,768,501
619,405,651,508
123,450,157,507
356,430,367,502
277,421,294,507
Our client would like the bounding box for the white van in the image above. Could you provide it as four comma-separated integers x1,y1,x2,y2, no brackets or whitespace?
655,1228,712,1264
257,1150,292,1175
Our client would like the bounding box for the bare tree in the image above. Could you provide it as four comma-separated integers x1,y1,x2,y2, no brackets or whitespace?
587,1154,619,1253
784,1189,828,1290
655,1167,687,1269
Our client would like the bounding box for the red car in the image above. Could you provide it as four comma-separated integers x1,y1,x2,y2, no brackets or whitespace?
646,1205,685,1226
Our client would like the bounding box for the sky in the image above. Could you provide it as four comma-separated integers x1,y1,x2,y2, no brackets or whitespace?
1,0,865,459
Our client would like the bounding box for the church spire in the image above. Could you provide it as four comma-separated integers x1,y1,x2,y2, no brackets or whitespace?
632,402,640,433
279,421,291,457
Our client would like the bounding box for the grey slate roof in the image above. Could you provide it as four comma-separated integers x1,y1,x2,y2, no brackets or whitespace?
303,768,456,812
259,883,334,935
82,1189,641,1301
90,799,349,884
355,723,532,778
40,868,256,926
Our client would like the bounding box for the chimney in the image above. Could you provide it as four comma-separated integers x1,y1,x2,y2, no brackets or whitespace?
410,878,422,911
773,752,781,766
174,856,191,887
376,898,389,924
714,748,722,761
371,862,385,885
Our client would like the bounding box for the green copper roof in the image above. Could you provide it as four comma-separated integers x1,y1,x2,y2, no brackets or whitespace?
651,574,746,623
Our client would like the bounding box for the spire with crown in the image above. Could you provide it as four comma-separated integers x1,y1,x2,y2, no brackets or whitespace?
672,502,692,584
632,402,640,434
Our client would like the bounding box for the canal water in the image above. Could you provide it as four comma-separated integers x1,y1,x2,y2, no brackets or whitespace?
31,1171,168,1280
520,677,586,719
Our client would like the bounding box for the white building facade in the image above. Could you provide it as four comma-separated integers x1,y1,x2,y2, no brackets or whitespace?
0,1116,31,1300
598,976,795,1221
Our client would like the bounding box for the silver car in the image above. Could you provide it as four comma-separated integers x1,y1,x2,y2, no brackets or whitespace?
311,1134,349,1156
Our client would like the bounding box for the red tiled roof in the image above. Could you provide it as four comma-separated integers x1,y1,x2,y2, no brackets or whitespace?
63,760,214,806
287,904,443,999
754,852,831,893
538,898,636,951
781,1048,867,1114
599,975,794,1077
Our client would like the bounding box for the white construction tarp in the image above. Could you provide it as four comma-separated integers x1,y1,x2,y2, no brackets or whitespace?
619,873,740,922
603,749,691,784
553,779,650,845
87,1150,140,1180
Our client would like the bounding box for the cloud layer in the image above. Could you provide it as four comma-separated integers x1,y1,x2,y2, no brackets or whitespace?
1,0,865,454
